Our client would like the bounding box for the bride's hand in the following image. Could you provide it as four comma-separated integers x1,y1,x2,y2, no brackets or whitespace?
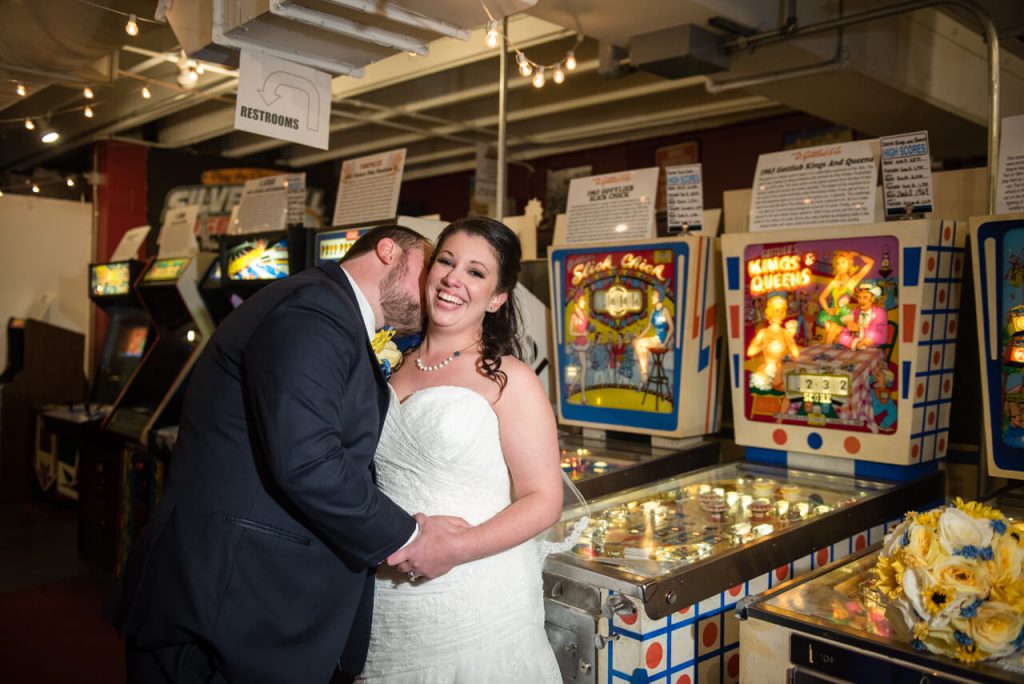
386,513,472,579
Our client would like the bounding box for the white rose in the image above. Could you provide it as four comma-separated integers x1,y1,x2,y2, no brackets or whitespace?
938,507,993,555
961,601,1024,658
884,596,919,642
882,519,912,557
900,566,931,621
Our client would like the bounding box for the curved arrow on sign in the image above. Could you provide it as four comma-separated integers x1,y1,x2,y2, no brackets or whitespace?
258,71,320,131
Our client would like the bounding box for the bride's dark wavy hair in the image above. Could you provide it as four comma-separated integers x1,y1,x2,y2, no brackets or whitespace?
432,217,522,392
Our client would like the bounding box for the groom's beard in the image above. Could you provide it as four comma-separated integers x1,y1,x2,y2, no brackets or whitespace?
379,255,422,335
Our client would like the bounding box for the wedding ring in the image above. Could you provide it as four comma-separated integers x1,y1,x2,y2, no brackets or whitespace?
408,572,419,581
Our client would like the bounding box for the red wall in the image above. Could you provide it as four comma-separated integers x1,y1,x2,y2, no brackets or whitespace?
91,142,148,366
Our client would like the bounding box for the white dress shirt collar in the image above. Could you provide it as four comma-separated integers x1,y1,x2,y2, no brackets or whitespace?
339,266,377,340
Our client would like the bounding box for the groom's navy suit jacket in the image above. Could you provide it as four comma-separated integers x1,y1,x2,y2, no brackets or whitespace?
105,262,417,683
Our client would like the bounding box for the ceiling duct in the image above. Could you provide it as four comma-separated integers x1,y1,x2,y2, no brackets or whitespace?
630,24,729,79
163,0,537,75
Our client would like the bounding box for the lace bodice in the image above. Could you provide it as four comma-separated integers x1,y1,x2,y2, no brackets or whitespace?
356,385,561,684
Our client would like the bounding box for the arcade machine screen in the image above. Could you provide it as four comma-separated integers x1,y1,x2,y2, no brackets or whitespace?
315,227,370,264
226,238,290,280
94,322,149,405
91,262,132,297
740,237,899,436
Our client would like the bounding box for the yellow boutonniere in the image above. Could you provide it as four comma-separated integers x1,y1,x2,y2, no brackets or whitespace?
371,327,403,379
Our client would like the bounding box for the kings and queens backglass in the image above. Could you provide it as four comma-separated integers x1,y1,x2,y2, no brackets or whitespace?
741,236,900,435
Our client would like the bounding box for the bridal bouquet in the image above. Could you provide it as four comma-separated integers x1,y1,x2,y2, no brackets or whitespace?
874,498,1024,664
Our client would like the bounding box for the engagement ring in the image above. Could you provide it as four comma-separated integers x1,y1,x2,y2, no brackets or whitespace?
408,572,419,581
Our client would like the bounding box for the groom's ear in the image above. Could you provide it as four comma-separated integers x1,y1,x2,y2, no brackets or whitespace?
375,238,399,265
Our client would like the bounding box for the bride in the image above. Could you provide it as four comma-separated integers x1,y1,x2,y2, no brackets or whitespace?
356,217,565,683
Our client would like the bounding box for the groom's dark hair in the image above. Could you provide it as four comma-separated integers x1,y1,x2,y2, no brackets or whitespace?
340,225,429,264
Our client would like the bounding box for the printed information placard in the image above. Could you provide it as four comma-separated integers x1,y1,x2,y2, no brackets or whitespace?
332,149,406,226
750,141,877,232
158,205,199,257
565,168,658,243
110,225,151,261
997,114,1024,214
666,163,703,233
232,173,305,234
880,131,933,217
235,50,331,150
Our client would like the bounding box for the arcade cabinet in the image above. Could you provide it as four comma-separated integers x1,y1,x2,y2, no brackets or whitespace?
104,256,214,445
35,259,150,501
1,318,86,501
100,255,214,573
196,251,236,324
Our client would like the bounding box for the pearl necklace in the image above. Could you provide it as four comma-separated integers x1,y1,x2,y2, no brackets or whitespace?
415,350,462,372
415,341,477,372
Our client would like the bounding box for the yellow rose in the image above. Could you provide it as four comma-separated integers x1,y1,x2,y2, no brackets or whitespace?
991,578,1024,613
961,601,1024,658
903,523,942,567
377,341,404,371
930,556,991,599
990,533,1024,586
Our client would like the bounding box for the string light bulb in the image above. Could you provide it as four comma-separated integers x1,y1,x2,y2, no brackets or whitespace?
31,183,40,193
516,53,532,77
84,105,94,118
16,83,26,97
66,177,75,188
83,86,94,99
532,67,545,88
0,189,4,198
553,66,565,84
565,50,577,71
141,86,151,99
125,14,139,36
24,118,35,130
484,21,500,49
41,128,59,144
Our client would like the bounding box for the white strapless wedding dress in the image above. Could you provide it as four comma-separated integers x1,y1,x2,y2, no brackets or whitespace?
356,385,561,684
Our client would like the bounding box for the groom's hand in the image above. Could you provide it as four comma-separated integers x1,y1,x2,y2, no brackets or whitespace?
386,513,472,579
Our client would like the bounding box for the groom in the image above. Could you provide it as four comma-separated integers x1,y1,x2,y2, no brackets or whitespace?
106,225,467,683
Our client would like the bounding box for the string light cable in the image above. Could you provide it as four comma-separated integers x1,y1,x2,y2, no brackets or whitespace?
478,3,582,88
72,0,164,35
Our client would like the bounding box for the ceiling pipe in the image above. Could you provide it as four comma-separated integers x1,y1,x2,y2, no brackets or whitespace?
706,0,847,93
719,0,1000,212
